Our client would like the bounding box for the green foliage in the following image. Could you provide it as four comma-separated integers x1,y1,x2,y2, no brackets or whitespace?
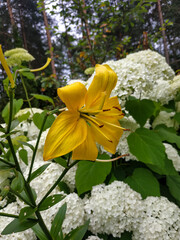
29,163,51,182
33,111,55,131
124,168,160,199
125,97,157,127
32,224,48,240
2,99,23,124
154,124,180,148
76,154,112,195
31,94,55,107
1,218,37,235
19,149,28,165
38,194,65,211
11,172,25,193
50,203,67,240
64,220,89,240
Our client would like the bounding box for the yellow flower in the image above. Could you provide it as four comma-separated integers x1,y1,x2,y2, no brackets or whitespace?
43,64,124,161
0,45,15,88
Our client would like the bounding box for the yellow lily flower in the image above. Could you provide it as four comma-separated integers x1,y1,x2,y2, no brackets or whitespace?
0,45,15,88
43,64,124,161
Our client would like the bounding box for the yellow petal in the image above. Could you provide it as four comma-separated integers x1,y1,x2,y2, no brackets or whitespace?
100,96,124,120
43,111,87,161
72,126,98,161
90,117,123,154
57,82,87,111
85,64,117,110
0,45,15,88
30,58,51,72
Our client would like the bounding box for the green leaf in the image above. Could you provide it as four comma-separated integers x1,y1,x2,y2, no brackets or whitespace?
12,135,28,147
125,97,156,127
76,160,111,195
21,71,35,80
127,128,165,167
167,175,180,203
19,149,28,165
128,128,177,175
11,172,25,193
33,111,55,131
17,140,35,151
64,220,89,240
154,124,180,148
2,99,23,124
1,218,37,235
54,157,67,168
124,168,160,199
38,194,65,211
32,224,48,240
19,206,37,221
29,163,51,182
58,181,70,194
50,203,67,240
17,111,30,122
174,112,180,123
31,94,55,107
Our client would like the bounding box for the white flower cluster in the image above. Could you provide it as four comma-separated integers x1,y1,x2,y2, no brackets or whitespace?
152,111,176,129
1,179,180,239
84,181,143,238
86,50,176,106
164,143,180,172
85,236,103,240
132,197,180,240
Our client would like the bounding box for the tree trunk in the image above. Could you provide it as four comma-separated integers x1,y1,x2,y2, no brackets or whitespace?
41,0,57,79
6,0,15,26
157,0,169,64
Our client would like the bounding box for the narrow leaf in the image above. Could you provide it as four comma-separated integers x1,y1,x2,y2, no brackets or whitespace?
19,207,37,221
32,224,48,240
1,218,37,235
38,194,65,211
64,220,89,240
31,94,55,107
19,149,28,165
50,203,67,239
29,163,50,182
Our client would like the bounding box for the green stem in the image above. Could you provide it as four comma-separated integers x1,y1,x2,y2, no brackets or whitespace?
0,158,15,167
10,188,34,207
38,160,79,207
27,113,48,182
0,212,19,218
5,89,52,239
19,73,33,115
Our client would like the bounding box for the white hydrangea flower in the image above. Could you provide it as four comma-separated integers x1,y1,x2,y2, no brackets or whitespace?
87,50,175,106
171,75,180,92
164,143,180,171
84,181,143,238
41,193,85,234
0,202,36,240
132,196,180,240
152,111,176,129
86,236,103,240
